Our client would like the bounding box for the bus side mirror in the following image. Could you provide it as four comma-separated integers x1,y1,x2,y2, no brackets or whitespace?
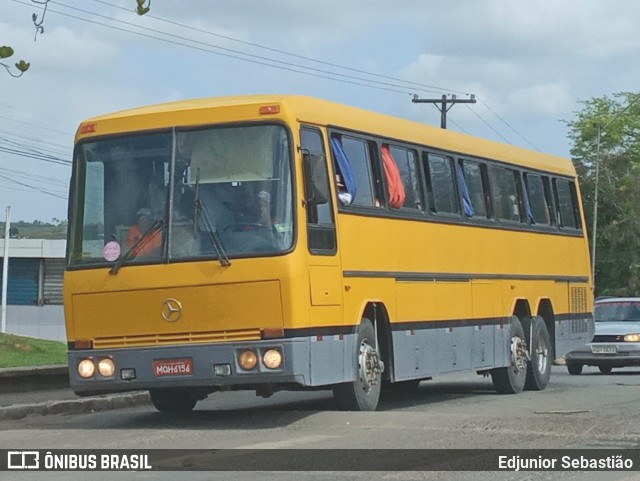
302,152,329,205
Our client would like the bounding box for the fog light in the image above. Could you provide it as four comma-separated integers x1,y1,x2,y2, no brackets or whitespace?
214,364,231,376
263,349,282,369
238,350,258,370
78,359,95,379
98,358,116,377
120,368,136,381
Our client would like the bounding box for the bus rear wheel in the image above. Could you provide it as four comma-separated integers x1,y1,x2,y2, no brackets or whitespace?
149,388,198,412
490,317,527,394
522,316,552,391
333,318,384,411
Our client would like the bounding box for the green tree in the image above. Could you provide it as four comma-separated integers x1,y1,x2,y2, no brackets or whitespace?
566,92,640,295
0,46,29,77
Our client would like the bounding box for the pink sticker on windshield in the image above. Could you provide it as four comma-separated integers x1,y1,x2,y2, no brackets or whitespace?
103,241,122,262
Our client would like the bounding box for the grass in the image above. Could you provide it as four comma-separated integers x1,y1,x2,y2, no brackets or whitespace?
0,332,67,368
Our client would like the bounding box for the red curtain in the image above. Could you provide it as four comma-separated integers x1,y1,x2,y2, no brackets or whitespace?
381,145,406,208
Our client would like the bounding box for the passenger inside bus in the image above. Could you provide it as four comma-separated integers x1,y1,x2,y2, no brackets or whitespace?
195,182,277,254
126,207,162,257
335,174,353,205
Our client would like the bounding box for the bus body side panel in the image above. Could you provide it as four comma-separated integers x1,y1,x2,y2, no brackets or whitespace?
390,322,509,381
554,282,594,358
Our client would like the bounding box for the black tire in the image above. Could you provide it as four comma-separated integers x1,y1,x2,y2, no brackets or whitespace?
598,366,613,374
149,388,198,412
522,316,552,391
491,317,527,394
567,363,583,375
333,318,383,411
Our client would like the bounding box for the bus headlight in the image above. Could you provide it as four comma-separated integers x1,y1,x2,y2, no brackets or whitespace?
238,350,258,370
263,349,282,369
98,358,116,377
78,359,95,379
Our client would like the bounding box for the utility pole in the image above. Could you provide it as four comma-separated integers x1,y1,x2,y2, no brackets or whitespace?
2,206,10,334
412,94,476,129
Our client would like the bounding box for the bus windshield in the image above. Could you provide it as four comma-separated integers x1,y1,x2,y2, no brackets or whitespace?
69,124,294,267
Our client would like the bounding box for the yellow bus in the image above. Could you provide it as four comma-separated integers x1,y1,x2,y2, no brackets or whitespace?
65,95,594,411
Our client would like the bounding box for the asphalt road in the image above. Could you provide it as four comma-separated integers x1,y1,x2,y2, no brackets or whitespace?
2,365,640,481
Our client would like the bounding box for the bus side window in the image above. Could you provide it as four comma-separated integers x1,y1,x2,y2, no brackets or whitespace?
460,160,490,219
424,153,459,215
553,178,581,230
386,145,423,212
524,173,552,225
489,166,522,223
301,127,336,254
340,136,378,208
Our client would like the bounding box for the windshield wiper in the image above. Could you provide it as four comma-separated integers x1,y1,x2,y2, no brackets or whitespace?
109,219,164,275
193,171,231,267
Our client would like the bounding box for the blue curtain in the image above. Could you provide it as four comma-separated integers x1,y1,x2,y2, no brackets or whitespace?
524,190,535,224
330,137,357,200
456,164,474,217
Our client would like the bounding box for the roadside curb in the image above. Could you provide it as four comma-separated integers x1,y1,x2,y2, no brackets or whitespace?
0,365,151,419
0,365,69,392
0,392,151,420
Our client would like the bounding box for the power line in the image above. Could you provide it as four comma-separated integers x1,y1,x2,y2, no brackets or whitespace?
463,104,512,145
0,145,70,165
0,166,68,188
0,172,67,200
91,0,471,97
92,1,540,147
120,2,538,148
476,98,540,151
0,114,73,137
9,0,537,150
0,134,71,161
35,1,425,96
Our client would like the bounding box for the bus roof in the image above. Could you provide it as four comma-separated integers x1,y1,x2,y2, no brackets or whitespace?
78,94,575,176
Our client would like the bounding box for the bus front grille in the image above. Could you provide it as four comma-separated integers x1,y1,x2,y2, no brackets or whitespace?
92,328,262,349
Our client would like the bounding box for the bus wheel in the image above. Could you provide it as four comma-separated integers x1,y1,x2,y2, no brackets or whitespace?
149,388,198,412
333,318,383,411
491,317,527,394
522,316,552,391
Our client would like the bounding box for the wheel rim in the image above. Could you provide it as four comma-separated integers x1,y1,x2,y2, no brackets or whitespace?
533,331,549,374
510,335,528,373
357,339,380,393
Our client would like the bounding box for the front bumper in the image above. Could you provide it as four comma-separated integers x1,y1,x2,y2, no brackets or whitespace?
565,342,640,367
68,338,309,395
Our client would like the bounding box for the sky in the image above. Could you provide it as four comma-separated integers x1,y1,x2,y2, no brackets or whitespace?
1,0,640,222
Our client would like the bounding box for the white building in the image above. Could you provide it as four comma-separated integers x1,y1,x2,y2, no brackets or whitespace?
0,239,66,342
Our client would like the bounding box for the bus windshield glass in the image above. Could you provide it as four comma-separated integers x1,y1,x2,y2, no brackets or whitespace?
69,124,293,266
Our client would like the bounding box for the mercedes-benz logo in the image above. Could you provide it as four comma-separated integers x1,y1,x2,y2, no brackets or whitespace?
161,298,183,322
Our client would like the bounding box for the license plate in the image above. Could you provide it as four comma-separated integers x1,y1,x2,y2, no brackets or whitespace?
591,345,617,354
153,358,193,377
